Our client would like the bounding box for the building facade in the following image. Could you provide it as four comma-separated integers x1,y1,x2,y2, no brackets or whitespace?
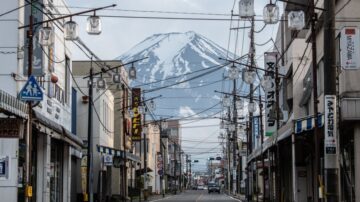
0,1,83,202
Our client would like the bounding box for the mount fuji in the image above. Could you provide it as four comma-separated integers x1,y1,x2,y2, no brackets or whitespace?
116,31,248,119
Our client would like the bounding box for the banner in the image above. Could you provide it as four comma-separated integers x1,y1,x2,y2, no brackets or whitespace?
324,95,337,169
23,1,44,76
340,27,360,69
264,52,277,136
131,88,142,141
157,152,163,176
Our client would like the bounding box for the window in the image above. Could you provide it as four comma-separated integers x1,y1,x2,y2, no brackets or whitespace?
65,56,71,104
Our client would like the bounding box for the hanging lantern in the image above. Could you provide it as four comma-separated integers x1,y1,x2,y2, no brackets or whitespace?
261,75,274,91
229,124,236,132
220,120,225,129
288,11,305,30
228,64,240,80
236,98,244,109
112,73,121,83
129,63,136,80
38,25,54,46
161,121,168,129
64,20,79,40
96,77,106,89
239,0,255,18
223,95,231,107
243,70,256,84
248,101,257,113
263,3,279,24
86,15,102,35
148,100,156,111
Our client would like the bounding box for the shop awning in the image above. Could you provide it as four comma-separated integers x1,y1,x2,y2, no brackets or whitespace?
97,145,141,162
294,114,324,134
33,110,83,149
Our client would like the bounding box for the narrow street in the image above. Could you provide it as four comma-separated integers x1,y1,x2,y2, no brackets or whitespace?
150,190,242,202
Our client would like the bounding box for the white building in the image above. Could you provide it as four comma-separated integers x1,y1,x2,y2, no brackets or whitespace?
0,0,83,202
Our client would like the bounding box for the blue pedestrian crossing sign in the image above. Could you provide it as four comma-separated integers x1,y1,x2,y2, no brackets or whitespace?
19,75,43,101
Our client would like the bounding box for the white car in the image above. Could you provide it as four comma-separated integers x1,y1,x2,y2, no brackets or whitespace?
197,185,204,190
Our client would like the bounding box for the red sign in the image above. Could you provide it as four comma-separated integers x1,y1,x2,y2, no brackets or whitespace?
131,88,142,141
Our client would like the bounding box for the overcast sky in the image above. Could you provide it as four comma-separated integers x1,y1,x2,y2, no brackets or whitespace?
66,0,282,170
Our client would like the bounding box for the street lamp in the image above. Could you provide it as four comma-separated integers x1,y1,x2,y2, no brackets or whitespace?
236,98,244,110
129,63,137,80
223,95,231,107
288,11,306,30
260,75,274,91
228,64,240,80
38,25,54,46
64,19,79,40
248,101,257,113
263,1,280,24
239,0,255,17
86,14,102,35
242,69,256,85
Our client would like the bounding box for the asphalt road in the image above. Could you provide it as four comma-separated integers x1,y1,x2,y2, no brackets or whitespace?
149,190,242,202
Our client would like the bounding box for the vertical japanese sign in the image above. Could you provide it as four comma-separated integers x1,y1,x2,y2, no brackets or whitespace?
340,27,360,69
324,95,337,169
252,116,260,149
24,1,44,76
131,88,142,141
157,152,163,176
264,52,277,137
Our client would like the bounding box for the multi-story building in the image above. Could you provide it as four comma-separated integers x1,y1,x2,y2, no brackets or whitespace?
0,1,83,201
72,60,138,201
246,0,360,201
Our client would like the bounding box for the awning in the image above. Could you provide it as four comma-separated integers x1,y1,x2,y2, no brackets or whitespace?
294,114,324,134
33,110,83,149
0,90,28,119
97,145,141,162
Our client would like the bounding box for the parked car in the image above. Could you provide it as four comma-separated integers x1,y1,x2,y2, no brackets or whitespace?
197,185,204,190
207,183,220,194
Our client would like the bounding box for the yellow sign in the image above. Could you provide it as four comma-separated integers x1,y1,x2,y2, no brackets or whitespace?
25,185,33,197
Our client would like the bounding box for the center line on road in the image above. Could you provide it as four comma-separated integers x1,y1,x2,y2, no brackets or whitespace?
196,193,204,202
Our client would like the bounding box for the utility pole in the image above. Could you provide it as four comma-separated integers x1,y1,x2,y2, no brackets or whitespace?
309,0,321,201
232,77,238,195
227,128,231,195
247,16,255,202
143,95,148,201
323,0,338,201
87,57,94,202
259,93,265,201
174,143,177,194
227,106,233,194
25,1,34,201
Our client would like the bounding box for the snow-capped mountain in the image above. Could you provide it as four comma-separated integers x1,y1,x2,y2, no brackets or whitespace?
116,31,248,118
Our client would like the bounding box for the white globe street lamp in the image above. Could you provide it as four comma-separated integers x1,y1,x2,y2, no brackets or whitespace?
243,70,256,84
38,25,54,46
263,2,280,24
64,20,79,40
288,11,305,30
86,15,102,35
228,64,240,80
223,95,231,107
248,101,257,113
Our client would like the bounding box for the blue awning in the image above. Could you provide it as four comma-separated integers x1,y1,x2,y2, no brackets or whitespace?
96,145,141,162
294,114,324,134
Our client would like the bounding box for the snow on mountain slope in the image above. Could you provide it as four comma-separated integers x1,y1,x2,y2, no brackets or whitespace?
116,31,248,118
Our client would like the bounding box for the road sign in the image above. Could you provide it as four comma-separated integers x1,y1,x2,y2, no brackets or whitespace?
19,75,43,101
